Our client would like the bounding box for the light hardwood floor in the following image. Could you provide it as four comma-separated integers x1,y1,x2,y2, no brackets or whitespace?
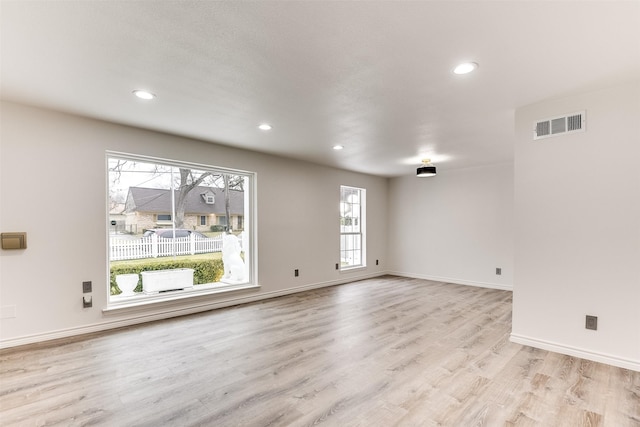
1,276,638,426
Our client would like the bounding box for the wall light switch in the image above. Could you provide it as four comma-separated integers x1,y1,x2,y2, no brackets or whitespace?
1,232,27,250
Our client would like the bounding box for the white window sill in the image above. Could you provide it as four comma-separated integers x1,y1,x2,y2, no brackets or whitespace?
339,265,367,273
103,281,259,314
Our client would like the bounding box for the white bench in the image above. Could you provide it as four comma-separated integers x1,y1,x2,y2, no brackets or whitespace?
141,268,194,294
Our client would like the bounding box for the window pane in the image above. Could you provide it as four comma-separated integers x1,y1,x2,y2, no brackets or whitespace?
339,185,365,269
108,154,253,304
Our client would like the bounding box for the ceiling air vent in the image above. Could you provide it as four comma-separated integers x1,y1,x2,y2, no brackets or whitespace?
533,111,586,140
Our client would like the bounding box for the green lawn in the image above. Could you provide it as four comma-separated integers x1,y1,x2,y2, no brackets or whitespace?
110,252,222,268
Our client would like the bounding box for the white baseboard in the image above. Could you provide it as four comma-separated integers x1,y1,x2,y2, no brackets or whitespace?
0,271,388,349
388,271,512,291
510,333,640,372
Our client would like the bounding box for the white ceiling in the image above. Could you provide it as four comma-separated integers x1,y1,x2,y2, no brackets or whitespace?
2,1,639,177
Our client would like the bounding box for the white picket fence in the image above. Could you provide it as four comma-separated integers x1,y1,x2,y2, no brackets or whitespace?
110,234,223,261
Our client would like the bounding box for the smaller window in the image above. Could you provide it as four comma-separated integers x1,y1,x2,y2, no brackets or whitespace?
201,193,215,204
157,214,172,221
340,185,366,270
200,215,207,226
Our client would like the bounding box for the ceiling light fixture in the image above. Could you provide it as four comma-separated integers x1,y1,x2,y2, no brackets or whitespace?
132,90,156,100
333,145,344,150
453,62,478,75
417,159,437,177
258,123,272,131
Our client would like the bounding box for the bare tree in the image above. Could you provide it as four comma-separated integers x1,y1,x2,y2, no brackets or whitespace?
109,159,244,231
174,168,213,228
211,173,244,232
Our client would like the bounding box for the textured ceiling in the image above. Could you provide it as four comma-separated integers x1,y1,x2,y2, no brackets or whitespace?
2,1,639,177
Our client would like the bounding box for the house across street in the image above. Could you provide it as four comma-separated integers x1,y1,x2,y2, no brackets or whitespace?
110,186,244,234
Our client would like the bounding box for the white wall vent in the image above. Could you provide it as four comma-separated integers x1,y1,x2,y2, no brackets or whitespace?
533,111,586,140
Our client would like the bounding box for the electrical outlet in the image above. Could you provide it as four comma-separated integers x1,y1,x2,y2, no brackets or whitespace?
496,268,502,275
83,295,92,308
294,269,299,277
335,263,339,270
585,315,598,330
82,281,92,293
376,259,379,265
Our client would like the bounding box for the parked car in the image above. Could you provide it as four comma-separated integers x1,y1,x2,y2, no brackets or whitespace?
142,228,208,239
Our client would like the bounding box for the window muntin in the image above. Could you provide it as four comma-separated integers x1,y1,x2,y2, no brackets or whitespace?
340,185,365,269
107,153,255,305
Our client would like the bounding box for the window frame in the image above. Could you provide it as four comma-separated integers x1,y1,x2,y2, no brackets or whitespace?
105,151,258,310
339,185,366,271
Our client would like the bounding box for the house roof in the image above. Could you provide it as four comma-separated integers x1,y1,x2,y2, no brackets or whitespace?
109,203,126,215
126,186,244,215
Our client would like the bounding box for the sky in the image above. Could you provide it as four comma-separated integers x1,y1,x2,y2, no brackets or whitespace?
108,158,215,203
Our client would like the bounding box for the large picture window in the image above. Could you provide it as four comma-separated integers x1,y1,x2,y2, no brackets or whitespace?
107,153,255,305
340,185,366,270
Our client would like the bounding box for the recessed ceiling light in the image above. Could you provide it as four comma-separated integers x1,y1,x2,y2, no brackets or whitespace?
132,90,156,100
333,145,344,150
258,123,272,131
453,62,479,75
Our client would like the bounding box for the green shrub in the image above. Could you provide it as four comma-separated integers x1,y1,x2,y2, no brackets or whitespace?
110,258,224,295
210,225,226,232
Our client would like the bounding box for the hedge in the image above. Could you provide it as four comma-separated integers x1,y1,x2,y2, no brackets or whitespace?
110,258,224,295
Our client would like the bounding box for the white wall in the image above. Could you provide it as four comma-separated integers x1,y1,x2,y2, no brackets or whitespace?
512,81,640,371
0,102,388,346
388,164,514,290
